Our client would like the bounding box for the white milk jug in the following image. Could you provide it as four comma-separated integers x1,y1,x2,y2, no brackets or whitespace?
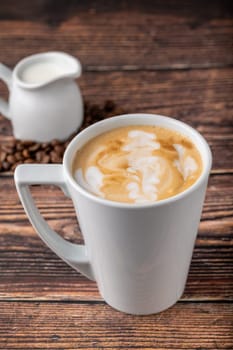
0,52,83,142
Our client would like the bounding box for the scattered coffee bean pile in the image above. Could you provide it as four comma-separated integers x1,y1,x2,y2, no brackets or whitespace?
0,100,126,172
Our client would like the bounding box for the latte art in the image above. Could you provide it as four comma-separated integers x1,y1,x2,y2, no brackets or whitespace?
73,126,202,203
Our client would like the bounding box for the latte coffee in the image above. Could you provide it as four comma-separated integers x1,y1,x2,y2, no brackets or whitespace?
72,125,202,204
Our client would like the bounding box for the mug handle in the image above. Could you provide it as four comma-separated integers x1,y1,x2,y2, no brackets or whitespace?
0,63,12,119
14,164,95,281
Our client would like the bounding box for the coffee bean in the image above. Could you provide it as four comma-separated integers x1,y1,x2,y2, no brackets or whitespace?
28,143,40,152
35,151,44,162
6,154,16,164
54,145,64,155
15,152,23,161
0,151,7,162
41,142,50,149
22,149,30,159
42,143,52,153
41,154,50,163
50,151,62,163
2,145,13,154
51,139,60,147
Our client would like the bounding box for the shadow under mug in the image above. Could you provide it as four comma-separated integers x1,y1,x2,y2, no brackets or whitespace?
14,114,212,315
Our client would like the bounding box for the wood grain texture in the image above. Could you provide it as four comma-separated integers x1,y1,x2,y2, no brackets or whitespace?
0,173,232,301
0,1,232,69
0,301,232,349
0,68,233,170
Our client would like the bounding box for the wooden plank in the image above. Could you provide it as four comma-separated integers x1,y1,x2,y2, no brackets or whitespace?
0,1,232,69
0,69,232,170
78,69,232,127
0,174,232,301
0,301,232,349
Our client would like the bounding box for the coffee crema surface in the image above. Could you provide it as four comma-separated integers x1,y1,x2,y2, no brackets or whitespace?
73,125,202,203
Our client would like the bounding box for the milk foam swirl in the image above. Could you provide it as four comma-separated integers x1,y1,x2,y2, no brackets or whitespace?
73,126,202,203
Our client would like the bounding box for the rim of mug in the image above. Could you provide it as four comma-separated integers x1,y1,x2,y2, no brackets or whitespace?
13,51,81,89
63,114,212,209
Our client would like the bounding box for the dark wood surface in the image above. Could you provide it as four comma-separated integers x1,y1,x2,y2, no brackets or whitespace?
0,1,232,349
1,302,233,349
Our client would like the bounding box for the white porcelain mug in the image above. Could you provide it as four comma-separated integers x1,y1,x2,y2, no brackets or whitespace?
14,114,212,315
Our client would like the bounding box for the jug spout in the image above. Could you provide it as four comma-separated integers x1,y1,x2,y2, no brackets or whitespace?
14,52,82,89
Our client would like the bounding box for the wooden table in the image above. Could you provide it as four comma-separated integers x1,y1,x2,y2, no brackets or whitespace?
0,1,232,349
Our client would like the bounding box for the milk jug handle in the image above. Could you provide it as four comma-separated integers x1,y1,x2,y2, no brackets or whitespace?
0,63,12,119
